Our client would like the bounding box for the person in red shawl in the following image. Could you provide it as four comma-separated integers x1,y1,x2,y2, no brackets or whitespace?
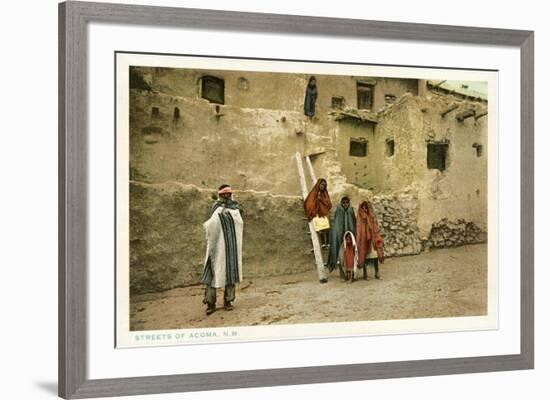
341,231,358,283
356,201,385,280
303,178,332,249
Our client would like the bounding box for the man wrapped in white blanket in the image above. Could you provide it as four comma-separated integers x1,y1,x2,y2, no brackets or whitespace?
200,185,243,315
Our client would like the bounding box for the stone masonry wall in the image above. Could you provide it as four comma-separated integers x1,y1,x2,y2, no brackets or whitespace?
427,219,487,249
371,195,423,257
329,184,423,258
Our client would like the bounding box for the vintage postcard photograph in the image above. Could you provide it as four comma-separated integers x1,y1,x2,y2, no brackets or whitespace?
115,53,497,347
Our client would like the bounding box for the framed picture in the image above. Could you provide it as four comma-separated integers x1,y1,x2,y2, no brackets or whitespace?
59,1,534,398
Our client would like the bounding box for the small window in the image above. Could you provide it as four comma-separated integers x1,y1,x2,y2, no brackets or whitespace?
173,107,180,119
357,82,374,110
350,138,367,157
473,143,483,157
201,75,225,104
237,77,249,91
386,139,395,157
385,94,397,104
331,96,345,109
151,107,160,117
427,143,448,172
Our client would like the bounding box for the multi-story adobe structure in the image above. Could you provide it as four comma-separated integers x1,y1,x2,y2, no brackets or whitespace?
128,66,488,294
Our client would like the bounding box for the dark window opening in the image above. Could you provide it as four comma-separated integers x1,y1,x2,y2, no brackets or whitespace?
237,77,249,91
201,75,225,104
385,94,397,104
427,143,448,172
473,143,483,157
331,96,345,109
386,139,395,157
173,107,180,119
357,82,374,110
151,107,160,117
350,138,368,157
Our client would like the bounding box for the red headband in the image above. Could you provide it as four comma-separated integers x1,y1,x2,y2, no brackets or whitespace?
218,187,233,195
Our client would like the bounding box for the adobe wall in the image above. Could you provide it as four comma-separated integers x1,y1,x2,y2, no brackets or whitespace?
137,67,417,113
127,68,488,294
332,120,378,188
130,90,322,196
129,182,314,296
350,94,489,239
129,181,424,295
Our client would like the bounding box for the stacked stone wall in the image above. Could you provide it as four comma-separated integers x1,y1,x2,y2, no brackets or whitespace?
427,219,487,249
371,196,422,257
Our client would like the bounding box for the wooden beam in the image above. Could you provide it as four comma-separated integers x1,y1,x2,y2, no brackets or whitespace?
332,110,378,124
431,80,447,88
475,110,488,120
305,155,317,186
295,153,327,282
440,103,459,117
456,109,476,122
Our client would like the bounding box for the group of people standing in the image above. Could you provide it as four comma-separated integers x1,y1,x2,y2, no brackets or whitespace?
198,78,383,314
304,179,385,283
199,179,385,316
302,78,385,282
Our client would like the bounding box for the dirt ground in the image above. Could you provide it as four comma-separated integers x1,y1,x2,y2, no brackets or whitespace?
130,243,487,331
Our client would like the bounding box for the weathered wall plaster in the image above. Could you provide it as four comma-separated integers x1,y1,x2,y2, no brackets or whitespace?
127,67,488,294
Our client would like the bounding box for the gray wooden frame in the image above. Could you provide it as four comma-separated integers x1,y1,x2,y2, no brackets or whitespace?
59,1,534,398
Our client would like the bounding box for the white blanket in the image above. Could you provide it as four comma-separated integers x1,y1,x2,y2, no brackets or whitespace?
202,206,243,288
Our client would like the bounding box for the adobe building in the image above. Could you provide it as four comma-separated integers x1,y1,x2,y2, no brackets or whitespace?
128,66,488,295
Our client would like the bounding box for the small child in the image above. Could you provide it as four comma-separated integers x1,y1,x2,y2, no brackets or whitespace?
340,231,358,283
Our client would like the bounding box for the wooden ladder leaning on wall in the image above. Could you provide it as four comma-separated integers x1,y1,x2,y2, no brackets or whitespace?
295,152,328,282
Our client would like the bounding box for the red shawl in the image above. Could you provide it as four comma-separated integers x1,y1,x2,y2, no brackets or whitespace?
356,201,385,265
343,241,355,272
303,179,332,221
